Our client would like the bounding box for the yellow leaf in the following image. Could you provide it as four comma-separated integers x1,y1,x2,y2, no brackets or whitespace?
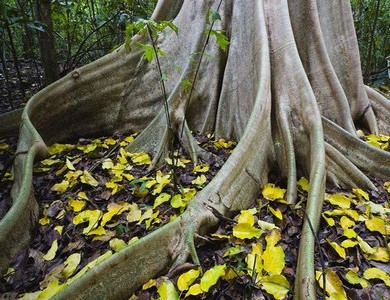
327,240,346,259
102,158,114,170
192,175,207,186
137,208,153,225
40,158,62,166
357,236,374,254
77,143,97,154
193,164,209,173
104,138,116,146
66,158,76,171
68,199,86,212
341,240,359,248
0,143,9,150
171,194,186,209
343,228,357,239
127,203,142,223
122,173,134,181
153,170,171,194
258,220,278,231
55,226,63,235
157,279,179,300
39,216,50,225
142,279,157,290
344,228,357,239
211,233,230,239
165,157,186,168
177,269,200,291
43,240,58,261
263,231,284,275
363,267,390,287
200,264,226,292
340,216,355,229
384,181,390,194
223,268,238,281
352,188,369,201
214,138,235,149
325,193,351,209
345,270,369,288
67,251,112,284
233,223,263,240
109,238,128,252
316,270,347,299
101,203,128,226
262,183,286,201
52,180,69,193
145,210,161,229
37,279,65,300
237,210,255,226
322,213,335,226
77,191,88,200
153,193,171,209
185,283,203,297
128,152,151,165
72,210,102,234
80,170,99,187
62,253,81,279
260,275,290,300
368,247,390,262
365,217,387,234
86,226,106,236
269,206,283,220
297,177,310,192
245,243,263,279
48,143,75,155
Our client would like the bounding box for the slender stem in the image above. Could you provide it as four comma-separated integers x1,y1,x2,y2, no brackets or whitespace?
180,0,224,139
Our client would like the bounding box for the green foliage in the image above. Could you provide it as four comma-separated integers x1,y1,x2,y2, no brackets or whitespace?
351,0,390,78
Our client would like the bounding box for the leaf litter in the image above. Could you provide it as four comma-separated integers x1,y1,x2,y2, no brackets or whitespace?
0,133,389,299
0,133,234,298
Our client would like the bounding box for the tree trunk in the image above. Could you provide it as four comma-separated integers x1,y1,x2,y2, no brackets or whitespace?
34,0,59,85
0,0,389,299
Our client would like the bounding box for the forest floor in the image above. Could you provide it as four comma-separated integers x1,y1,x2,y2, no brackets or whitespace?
0,61,389,299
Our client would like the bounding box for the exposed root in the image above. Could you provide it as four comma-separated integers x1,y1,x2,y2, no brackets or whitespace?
125,109,214,169
325,142,376,190
0,108,23,137
323,117,390,179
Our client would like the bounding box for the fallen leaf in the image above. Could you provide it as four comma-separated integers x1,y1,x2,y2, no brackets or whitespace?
262,183,286,201
80,170,99,187
43,240,58,261
109,238,128,252
363,267,390,287
316,269,347,299
185,283,203,297
200,264,226,292
157,279,179,300
233,223,262,240
345,270,369,288
260,275,290,300
325,193,351,209
62,253,81,279
177,269,200,291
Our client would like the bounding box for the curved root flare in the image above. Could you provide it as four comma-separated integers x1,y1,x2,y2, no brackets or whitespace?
0,0,389,299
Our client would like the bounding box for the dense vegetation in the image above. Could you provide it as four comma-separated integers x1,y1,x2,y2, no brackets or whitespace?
0,0,388,98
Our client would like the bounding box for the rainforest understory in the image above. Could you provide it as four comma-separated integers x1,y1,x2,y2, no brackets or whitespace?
0,0,389,299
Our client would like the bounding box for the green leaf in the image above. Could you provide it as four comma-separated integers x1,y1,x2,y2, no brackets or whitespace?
137,42,156,63
209,29,230,52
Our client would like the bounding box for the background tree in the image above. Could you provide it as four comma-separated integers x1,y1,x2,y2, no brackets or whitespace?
0,0,389,299
34,0,59,85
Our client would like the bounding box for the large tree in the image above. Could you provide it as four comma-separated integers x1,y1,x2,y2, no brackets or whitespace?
0,0,389,299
